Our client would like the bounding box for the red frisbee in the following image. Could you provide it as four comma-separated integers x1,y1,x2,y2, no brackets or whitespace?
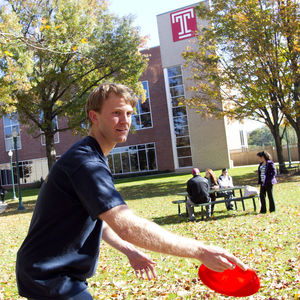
198,263,260,297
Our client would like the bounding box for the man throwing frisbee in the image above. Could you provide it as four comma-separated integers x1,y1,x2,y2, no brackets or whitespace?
16,83,247,299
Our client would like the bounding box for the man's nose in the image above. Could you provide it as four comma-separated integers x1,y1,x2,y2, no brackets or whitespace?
120,113,131,124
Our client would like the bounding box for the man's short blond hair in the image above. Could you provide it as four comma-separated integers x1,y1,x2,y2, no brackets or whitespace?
85,83,138,125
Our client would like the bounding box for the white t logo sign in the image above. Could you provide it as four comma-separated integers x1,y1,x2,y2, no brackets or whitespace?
171,8,195,40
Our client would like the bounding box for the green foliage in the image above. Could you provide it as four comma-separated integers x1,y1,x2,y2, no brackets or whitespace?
1,167,299,299
248,125,298,147
0,0,148,169
248,126,275,147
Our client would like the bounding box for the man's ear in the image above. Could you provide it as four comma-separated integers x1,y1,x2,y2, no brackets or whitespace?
89,110,99,125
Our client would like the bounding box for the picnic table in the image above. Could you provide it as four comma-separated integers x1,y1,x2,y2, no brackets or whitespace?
173,186,259,220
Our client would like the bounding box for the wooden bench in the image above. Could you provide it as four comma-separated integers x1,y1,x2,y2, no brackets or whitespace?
173,195,259,220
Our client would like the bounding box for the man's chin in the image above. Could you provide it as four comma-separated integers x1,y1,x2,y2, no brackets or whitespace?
117,135,128,144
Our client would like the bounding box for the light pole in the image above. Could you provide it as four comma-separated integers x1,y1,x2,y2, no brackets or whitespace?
8,150,17,200
12,129,25,210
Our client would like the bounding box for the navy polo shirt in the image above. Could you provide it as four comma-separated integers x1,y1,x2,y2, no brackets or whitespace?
16,136,126,299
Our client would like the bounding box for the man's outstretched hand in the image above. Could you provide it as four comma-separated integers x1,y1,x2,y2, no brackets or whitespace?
126,248,157,280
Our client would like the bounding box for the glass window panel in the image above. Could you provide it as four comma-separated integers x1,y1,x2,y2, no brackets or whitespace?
130,151,139,172
133,115,142,130
11,114,19,124
142,81,149,98
178,157,193,168
173,115,188,128
135,101,142,114
176,136,191,147
3,116,11,127
140,114,152,128
20,161,32,184
167,66,182,78
107,155,113,172
54,132,59,143
174,125,189,137
172,106,187,117
147,149,157,170
138,149,147,171
133,80,152,130
5,139,14,152
169,76,183,87
24,161,35,183
131,115,138,129
12,125,20,135
4,127,12,139
129,145,137,151
140,100,150,113
103,143,157,174
146,143,154,149
177,147,192,157
113,153,122,174
170,85,184,98
52,117,58,130
171,96,185,107
121,152,130,173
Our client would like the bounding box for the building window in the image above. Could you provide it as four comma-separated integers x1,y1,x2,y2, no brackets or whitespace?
240,129,245,146
108,143,157,175
167,65,192,168
132,81,153,130
3,114,21,151
0,158,49,186
40,115,60,145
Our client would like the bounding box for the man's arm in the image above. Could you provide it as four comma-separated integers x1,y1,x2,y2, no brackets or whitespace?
102,221,156,280
99,205,247,272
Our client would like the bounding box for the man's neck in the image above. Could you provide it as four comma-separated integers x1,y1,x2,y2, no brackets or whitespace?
88,130,116,156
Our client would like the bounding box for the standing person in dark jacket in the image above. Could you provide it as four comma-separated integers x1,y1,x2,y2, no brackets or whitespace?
257,151,277,213
186,168,211,221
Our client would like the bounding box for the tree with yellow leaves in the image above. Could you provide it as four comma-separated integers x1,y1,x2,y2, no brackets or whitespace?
0,0,148,170
183,0,299,172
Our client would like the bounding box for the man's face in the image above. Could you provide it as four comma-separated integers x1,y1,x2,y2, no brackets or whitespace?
93,93,133,146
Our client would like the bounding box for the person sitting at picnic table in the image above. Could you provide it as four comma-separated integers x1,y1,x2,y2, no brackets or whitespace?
205,168,219,215
186,168,211,221
217,168,234,211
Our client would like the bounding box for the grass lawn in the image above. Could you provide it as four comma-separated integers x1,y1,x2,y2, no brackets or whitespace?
0,166,299,299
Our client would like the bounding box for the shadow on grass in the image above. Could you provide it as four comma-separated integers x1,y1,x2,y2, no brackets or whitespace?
152,210,258,225
0,199,36,217
118,181,187,200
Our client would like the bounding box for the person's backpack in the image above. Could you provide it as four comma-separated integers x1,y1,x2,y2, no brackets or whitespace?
244,185,259,197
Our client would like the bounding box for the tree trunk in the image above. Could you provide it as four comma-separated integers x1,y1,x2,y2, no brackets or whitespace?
45,132,57,171
273,132,287,174
267,120,287,174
